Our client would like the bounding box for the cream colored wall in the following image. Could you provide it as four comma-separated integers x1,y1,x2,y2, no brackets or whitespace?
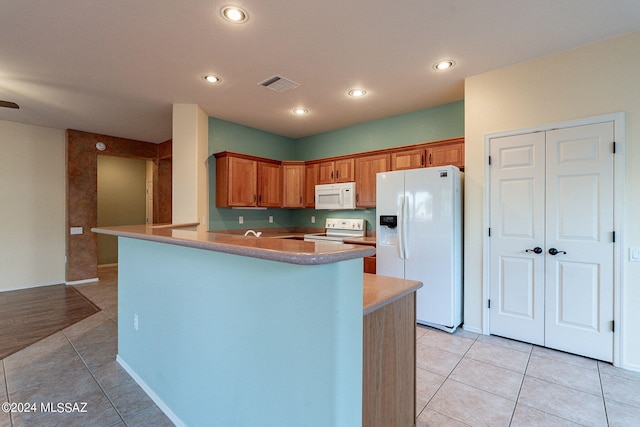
172,104,209,230
0,120,66,290
464,31,640,370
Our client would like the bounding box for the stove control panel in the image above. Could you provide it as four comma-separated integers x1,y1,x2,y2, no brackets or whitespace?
325,218,365,231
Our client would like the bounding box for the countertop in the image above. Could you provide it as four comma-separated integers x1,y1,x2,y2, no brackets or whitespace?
92,224,375,265
362,273,422,315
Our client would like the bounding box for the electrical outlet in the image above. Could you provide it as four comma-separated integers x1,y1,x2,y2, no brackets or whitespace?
269,215,273,223
133,313,139,331
631,247,640,262
239,216,244,224
311,216,315,224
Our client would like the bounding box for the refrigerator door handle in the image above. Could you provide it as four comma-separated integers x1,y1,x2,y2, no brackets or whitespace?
403,194,409,259
397,196,405,259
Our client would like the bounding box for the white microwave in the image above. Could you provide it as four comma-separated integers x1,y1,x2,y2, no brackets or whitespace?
315,182,357,210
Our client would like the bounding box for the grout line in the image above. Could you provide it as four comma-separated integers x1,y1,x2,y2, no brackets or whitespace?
598,362,610,426
2,359,13,427
61,315,126,426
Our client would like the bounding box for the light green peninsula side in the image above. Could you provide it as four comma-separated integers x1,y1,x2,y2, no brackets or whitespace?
92,225,375,427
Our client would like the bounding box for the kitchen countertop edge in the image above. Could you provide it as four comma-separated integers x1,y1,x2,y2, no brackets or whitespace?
92,225,375,265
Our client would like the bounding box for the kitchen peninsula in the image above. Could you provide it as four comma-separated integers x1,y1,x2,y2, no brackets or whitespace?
92,225,420,427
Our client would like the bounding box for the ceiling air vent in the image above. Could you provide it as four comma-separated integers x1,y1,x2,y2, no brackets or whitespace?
258,75,300,92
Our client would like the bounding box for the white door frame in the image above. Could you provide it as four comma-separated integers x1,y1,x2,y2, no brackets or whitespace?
482,112,625,367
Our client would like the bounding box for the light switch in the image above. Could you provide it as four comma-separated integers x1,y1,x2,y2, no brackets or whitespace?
630,247,640,262
311,216,315,224
70,227,83,235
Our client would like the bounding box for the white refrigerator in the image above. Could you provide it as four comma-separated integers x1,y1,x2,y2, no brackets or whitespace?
376,166,462,332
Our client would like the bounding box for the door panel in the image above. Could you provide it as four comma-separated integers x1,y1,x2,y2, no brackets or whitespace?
544,122,614,362
489,121,614,362
489,133,545,345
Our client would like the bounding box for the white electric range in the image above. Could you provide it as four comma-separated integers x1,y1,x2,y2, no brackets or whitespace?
303,218,366,244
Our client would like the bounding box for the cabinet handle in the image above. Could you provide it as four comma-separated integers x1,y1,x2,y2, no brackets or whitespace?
421,154,424,166
331,171,334,180
336,170,339,180
429,153,432,165
254,194,257,203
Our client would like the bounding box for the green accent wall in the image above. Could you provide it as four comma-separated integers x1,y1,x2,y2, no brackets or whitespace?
208,101,464,231
208,117,296,230
293,100,464,160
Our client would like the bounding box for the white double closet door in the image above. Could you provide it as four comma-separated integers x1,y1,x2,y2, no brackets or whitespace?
489,121,614,362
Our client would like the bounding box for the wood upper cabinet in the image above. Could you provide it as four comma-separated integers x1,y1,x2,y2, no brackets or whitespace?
215,152,281,208
304,163,319,208
257,161,282,207
282,161,305,208
355,153,390,208
216,154,257,207
391,138,464,171
318,158,355,184
426,141,464,168
391,148,426,170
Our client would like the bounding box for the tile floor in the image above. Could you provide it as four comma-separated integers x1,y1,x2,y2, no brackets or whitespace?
415,326,640,426
1,265,639,426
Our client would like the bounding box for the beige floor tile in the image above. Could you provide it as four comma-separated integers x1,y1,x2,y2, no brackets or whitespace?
416,407,471,426
123,404,175,427
452,327,480,340
105,374,156,419
427,379,515,427
531,345,598,370
511,404,583,426
10,388,122,427
416,343,463,377
526,354,602,396
416,325,428,341
450,358,524,400
606,400,640,426
465,341,530,373
598,360,640,382
477,334,533,354
419,329,476,355
416,366,446,407
600,371,640,408
63,313,118,370
518,376,607,427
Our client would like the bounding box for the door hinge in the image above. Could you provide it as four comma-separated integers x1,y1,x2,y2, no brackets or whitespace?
611,320,615,332
613,141,616,154
488,227,491,237
613,231,616,243
488,299,491,309
488,155,492,165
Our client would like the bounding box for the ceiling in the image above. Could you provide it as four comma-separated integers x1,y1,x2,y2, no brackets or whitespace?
1,1,640,143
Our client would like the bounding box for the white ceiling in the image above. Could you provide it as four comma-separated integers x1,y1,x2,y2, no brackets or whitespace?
1,1,640,143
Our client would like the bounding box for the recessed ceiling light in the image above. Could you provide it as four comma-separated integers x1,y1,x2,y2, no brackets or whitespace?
221,6,249,23
203,75,221,84
292,108,309,116
433,60,455,71
348,89,367,97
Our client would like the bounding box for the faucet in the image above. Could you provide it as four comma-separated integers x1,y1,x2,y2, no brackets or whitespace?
244,230,262,237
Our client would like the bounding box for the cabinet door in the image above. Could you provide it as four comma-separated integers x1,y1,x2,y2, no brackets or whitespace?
391,148,426,170
282,163,305,208
355,154,389,207
227,156,257,206
318,161,335,184
257,162,282,207
305,163,319,208
427,142,464,168
335,158,355,182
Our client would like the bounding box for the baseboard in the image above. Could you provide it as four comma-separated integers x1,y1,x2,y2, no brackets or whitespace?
65,278,99,286
116,355,185,427
97,263,118,268
1,281,66,292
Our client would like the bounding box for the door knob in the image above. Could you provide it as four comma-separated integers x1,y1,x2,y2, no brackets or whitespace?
548,248,567,256
526,247,543,254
